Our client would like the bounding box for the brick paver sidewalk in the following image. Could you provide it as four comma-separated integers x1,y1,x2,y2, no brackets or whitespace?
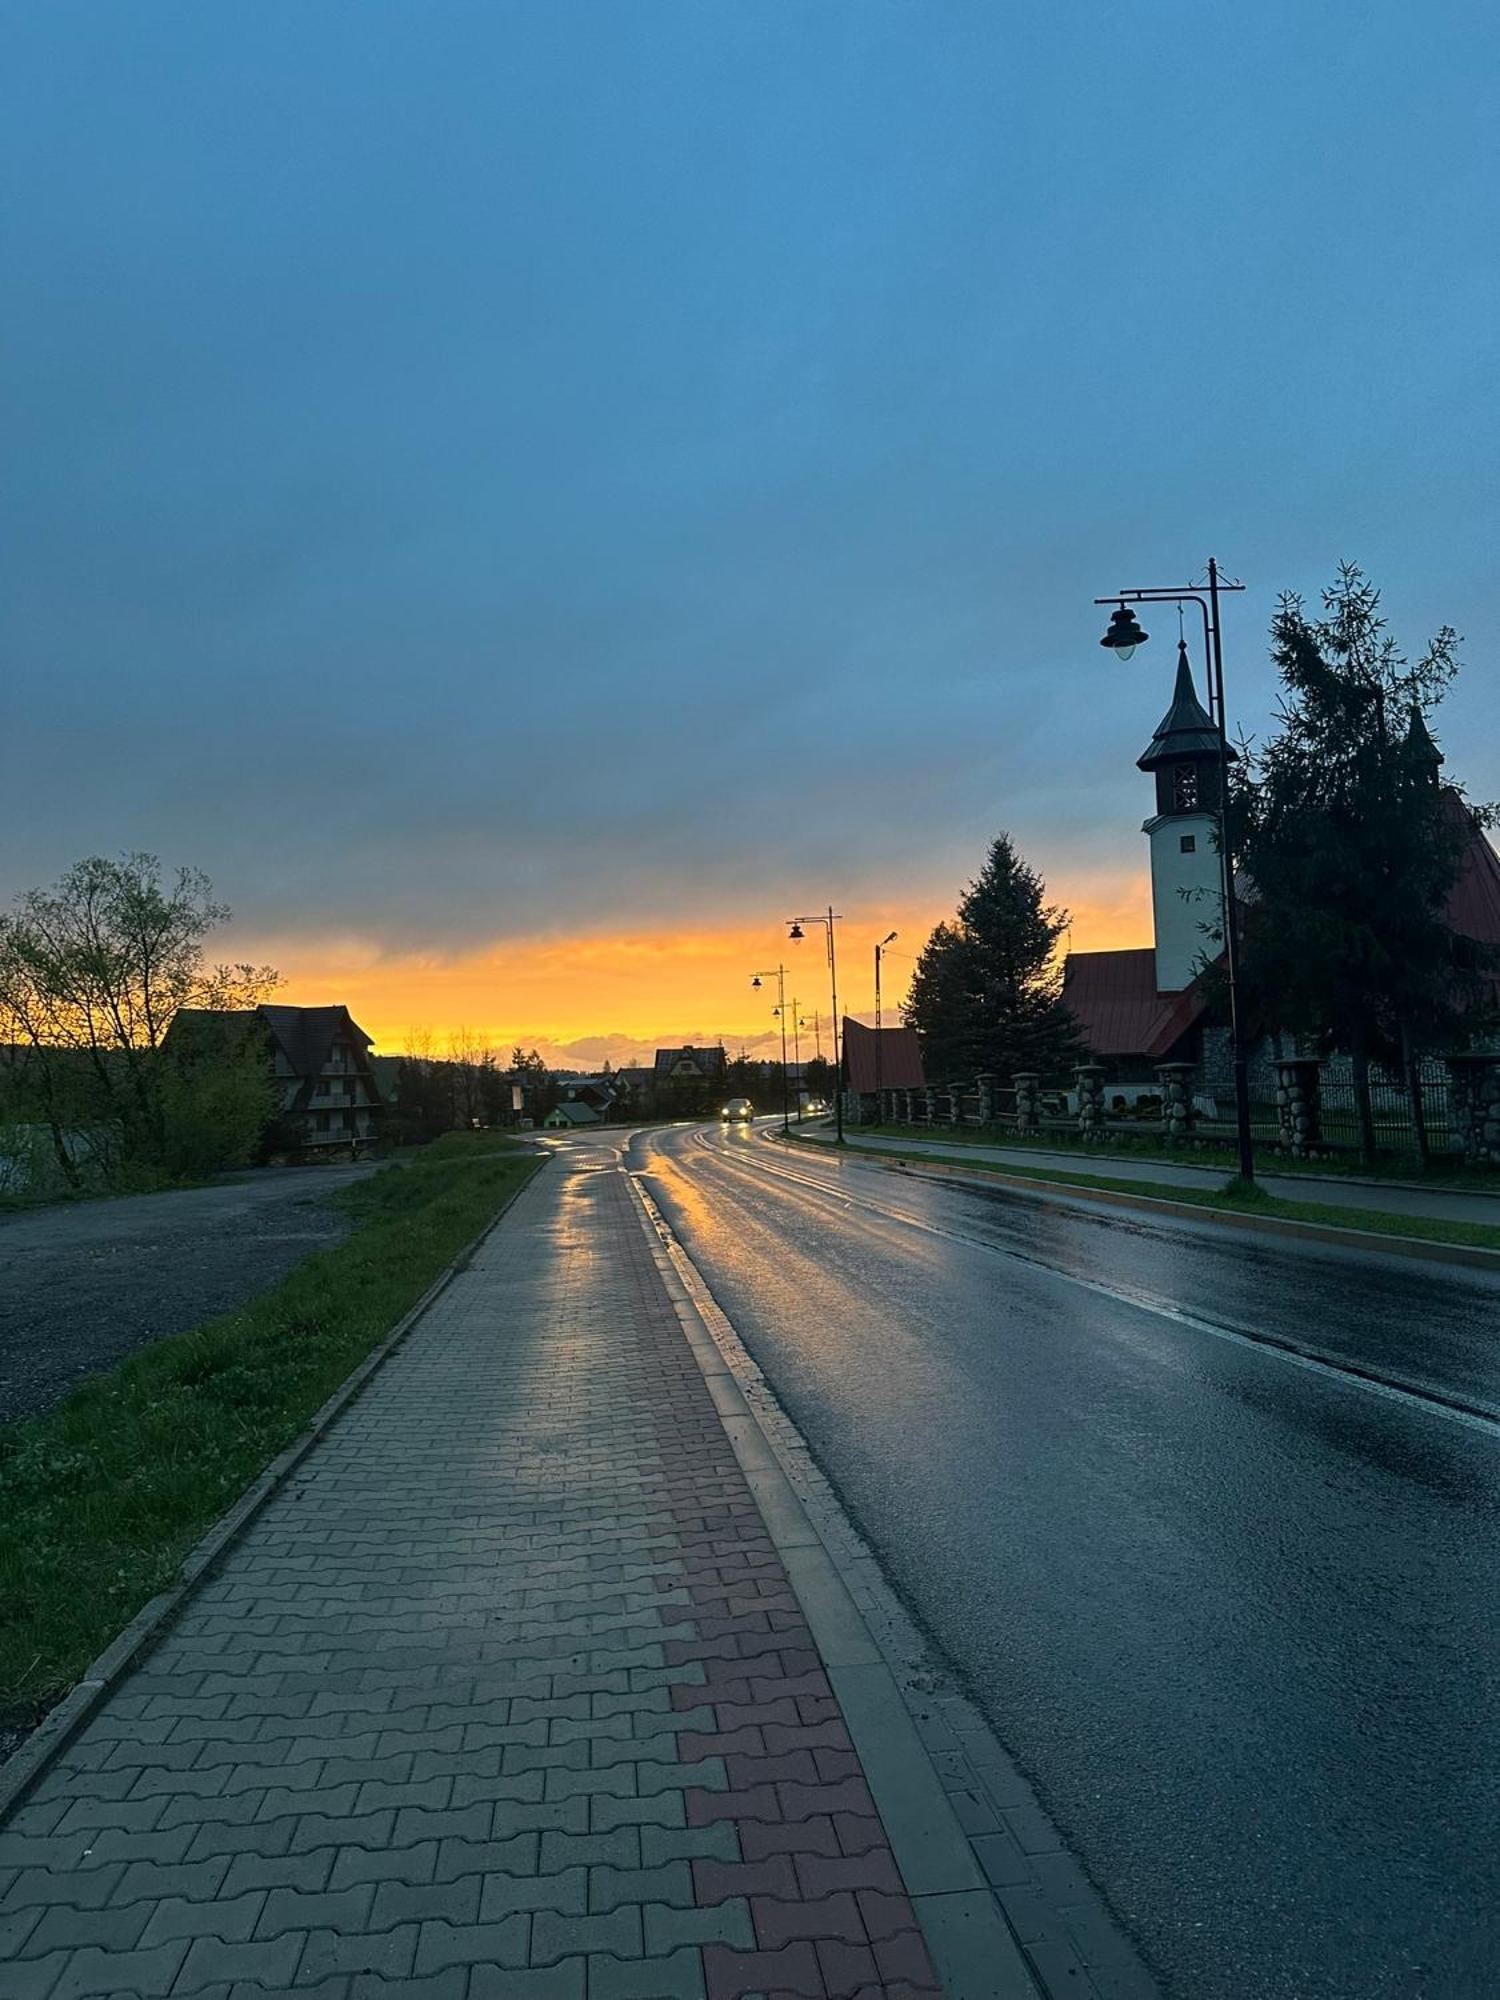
2,1148,944,1999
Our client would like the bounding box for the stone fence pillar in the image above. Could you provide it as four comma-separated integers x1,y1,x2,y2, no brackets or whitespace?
1013,1072,1040,1138
922,1086,936,1125
1155,1063,1197,1146
1276,1058,1324,1157
976,1073,997,1126
1446,1055,1500,1165
1074,1064,1105,1142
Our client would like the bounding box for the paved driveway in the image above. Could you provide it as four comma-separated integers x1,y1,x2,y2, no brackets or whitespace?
0,1166,375,1426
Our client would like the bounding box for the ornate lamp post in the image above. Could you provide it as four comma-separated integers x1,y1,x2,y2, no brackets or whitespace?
1095,557,1255,1182
750,967,791,1135
789,908,844,1144
874,930,897,1122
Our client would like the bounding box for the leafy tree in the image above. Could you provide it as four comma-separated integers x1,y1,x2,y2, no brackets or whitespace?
0,855,277,1186
158,1015,278,1181
803,1055,835,1104
1232,564,1492,1160
507,1046,559,1124
904,833,1084,1083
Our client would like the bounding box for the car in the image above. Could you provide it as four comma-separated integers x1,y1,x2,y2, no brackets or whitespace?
719,1098,754,1122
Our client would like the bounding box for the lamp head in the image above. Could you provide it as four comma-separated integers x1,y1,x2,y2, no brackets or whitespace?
881,930,898,947
1100,603,1149,659
751,975,761,988
788,922,805,941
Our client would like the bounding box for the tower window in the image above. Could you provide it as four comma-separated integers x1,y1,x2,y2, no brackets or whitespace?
1180,834,1197,853
1173,764,1200,811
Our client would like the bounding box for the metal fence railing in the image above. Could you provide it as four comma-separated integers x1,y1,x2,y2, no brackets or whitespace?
1316,1060,1453,1155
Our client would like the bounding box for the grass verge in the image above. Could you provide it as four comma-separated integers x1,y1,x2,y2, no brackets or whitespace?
0,1135,541,1728
799,1134,1500,1254
853,1121,1493,1189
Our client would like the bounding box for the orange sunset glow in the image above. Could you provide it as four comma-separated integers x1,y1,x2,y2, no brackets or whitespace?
236,870,1152,1066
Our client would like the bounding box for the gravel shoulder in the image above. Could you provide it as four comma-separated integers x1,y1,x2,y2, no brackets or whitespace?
0,1165,376,1426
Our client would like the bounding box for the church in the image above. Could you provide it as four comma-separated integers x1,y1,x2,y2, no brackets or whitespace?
1060,643,1500,1088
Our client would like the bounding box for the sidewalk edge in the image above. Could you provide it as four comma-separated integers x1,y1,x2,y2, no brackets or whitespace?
0,1157,548,1830
626,1168,1044,2000
786,1131,1500,1272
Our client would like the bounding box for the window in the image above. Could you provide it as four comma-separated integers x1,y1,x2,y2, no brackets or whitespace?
1180,834,1197,853
1173,764,1200,811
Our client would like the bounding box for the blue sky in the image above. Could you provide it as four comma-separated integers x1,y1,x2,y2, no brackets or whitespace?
3,1,1497,1048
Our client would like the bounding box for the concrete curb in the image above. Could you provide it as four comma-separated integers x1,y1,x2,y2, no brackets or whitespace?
626,1168,1044,2000
785,1132,1500,1273
0,1155,547,1829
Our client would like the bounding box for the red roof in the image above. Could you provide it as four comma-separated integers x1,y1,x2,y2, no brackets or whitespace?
1441,788,1500,947
842,1019,925,1093
1061,949,1209,1060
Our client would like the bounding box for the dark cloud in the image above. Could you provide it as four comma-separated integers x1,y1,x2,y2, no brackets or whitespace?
4,2,1495,956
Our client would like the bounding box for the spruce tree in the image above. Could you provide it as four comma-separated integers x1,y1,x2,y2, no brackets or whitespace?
1233,564,1490,1160
905,834,1083,1083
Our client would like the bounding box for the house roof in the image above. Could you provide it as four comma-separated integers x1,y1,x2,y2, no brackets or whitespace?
547,1101,599,1125
841,1019,926,1093
1061,950,1210,1060
1137,644,1233,770
258,1005,373,1078
653,1045,727,1077
1441,787,1500,947
169,1004,381,1098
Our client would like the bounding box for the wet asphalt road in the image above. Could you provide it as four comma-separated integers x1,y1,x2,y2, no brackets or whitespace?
631,1120,1500,2000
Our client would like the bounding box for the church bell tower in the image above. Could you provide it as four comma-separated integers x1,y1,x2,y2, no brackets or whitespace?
1137,641,1234,993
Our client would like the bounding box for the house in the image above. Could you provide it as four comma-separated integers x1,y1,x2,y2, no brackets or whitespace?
565,1078,619,1114
169,1004,383,1157
544,1101,600,1129
653,1045,727,1085
841,1020,925,1118
1061,641,1500,1084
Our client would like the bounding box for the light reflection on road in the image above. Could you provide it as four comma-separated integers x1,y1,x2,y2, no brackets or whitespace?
629,1119,1500,2000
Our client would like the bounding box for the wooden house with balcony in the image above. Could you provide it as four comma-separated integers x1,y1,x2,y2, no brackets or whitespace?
169,1003,383,1158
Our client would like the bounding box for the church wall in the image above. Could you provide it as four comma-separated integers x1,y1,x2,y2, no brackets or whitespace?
1199,1026,1283,1099
1145,811,1222,991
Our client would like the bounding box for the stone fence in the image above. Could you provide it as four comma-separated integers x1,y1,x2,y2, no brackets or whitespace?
870,1060,1211,1148
864,1052,1500,1165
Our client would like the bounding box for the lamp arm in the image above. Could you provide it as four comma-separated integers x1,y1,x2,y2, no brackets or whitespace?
1094,589,1218,728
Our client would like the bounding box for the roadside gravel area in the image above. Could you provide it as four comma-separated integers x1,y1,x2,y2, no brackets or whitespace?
0,1165,375,1426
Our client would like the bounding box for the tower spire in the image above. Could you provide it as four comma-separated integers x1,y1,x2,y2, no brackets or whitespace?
1136,642,1228,771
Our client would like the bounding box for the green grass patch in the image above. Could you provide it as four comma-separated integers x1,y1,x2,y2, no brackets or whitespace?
849,1121,1499,1190
0,1138,542,1728
797,1134,1500,1254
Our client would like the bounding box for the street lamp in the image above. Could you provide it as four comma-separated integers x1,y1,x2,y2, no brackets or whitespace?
1093,556,1255,1182
750,967,791,1135
789,908,844,1144
874,931,898,1122
805,1009,822,1060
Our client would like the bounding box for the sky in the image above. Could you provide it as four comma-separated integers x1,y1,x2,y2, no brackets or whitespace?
5,1,1497,1067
